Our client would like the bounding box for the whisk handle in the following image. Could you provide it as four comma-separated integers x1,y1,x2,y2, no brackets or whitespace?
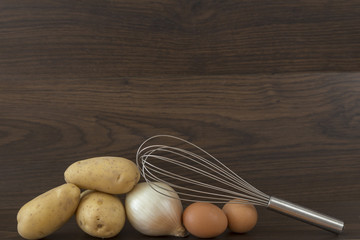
267,196,344,234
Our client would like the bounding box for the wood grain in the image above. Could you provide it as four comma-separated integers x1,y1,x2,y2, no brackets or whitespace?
1,0,360,79
1,1,360,239
1,73,360,239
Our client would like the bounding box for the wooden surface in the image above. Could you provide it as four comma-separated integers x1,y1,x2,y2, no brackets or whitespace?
1,1,360,239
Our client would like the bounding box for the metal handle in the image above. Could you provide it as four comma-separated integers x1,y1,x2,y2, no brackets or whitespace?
267,196,344,234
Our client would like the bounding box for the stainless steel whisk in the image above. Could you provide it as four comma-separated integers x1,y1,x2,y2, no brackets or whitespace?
136,135,344,234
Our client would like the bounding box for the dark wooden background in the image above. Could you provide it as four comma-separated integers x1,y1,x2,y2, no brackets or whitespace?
1,1,359,239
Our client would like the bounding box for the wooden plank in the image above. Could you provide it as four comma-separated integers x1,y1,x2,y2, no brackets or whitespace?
1,1,359,239
0,0,359,78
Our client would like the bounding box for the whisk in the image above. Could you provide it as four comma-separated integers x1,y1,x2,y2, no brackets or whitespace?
136,135,344,234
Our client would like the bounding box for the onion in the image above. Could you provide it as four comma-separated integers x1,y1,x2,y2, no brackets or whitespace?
125,182,186,237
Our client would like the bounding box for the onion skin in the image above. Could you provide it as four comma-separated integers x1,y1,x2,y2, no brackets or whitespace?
125,182,186,237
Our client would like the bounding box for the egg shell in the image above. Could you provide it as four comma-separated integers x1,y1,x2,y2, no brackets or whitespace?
182,202,228,238
222,199,258,233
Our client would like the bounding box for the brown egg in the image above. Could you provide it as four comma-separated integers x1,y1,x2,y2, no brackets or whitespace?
182,202,228,238
222,199,258,233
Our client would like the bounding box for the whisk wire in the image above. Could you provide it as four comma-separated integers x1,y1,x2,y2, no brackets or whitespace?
142,157,267,205
139,139,269,201
136,135,270,205
141,151,269,205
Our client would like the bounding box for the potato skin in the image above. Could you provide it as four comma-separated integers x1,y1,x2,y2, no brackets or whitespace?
76,191,126,238
64,156,140,194
17,183,80,240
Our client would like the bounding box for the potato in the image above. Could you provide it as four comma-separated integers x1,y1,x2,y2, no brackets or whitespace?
76,190,126,238
17,183,80,240
64,156,140,194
